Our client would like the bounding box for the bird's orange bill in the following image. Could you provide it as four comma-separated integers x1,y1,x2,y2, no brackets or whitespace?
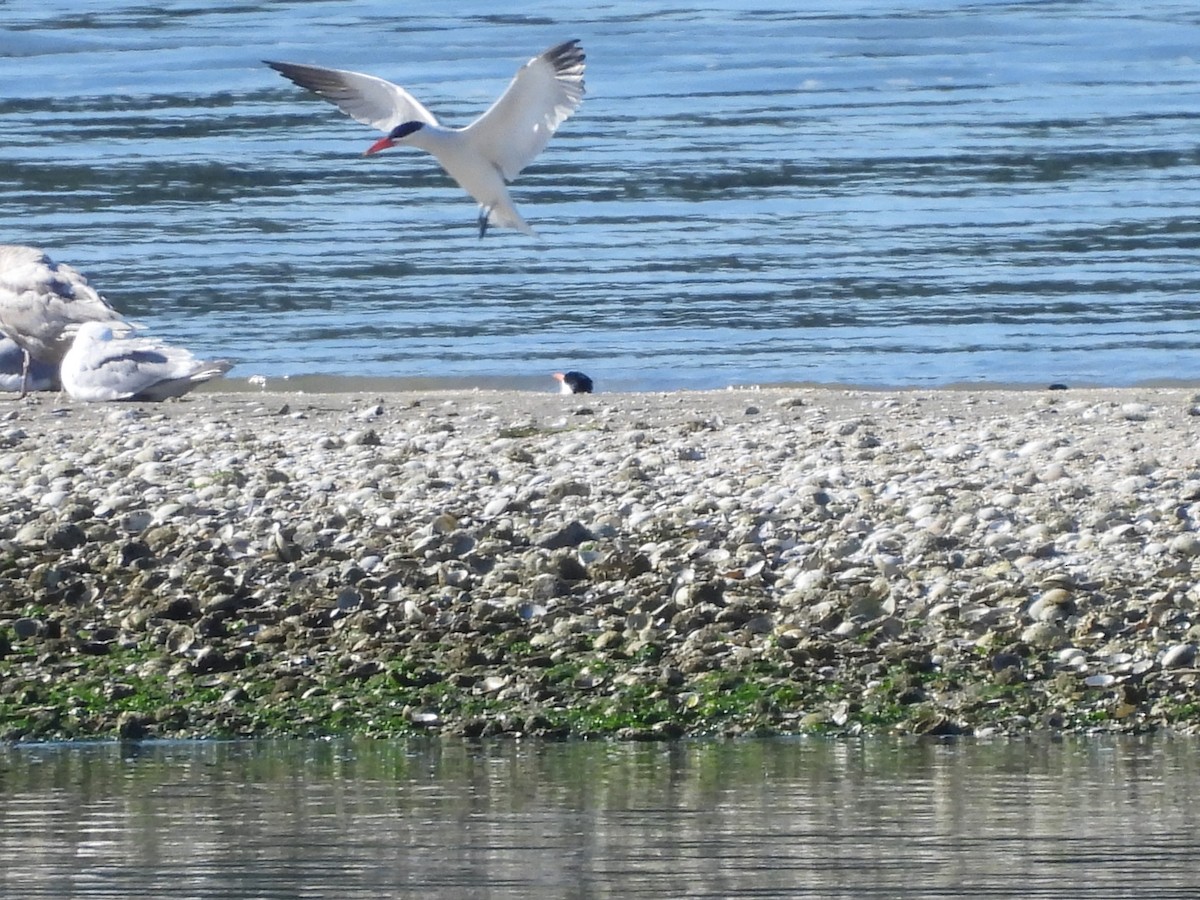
364,137,395,156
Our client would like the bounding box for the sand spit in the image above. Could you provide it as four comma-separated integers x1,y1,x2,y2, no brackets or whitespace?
2,386,1199,740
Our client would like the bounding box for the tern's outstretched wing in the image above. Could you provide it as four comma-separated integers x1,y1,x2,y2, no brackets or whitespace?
462,39,585,181
265,60,441,132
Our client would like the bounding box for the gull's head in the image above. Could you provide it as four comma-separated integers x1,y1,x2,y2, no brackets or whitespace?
76,321,116,343
365,121,426,156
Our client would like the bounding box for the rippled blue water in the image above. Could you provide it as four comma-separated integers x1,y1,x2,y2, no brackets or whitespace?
2,1,1199,390
3,738,1199,898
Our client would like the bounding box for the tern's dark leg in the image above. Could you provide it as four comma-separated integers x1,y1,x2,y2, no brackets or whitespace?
478,207,490,239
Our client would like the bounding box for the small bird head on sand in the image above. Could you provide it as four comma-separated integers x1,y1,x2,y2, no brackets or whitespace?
554,371,593,394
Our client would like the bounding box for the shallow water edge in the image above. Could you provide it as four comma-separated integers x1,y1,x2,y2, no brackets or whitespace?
210,374,1200,396
4,736,1200,898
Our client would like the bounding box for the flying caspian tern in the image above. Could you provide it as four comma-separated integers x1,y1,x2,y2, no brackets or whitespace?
265,40,586,237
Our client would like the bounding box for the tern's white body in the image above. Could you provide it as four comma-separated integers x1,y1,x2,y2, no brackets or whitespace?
61,321,233,402
0,245,128,394
402,124,528,232
266,40,585,236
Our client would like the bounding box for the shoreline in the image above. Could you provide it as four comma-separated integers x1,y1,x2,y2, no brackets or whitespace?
211,374,1200,396
2,385,1200,741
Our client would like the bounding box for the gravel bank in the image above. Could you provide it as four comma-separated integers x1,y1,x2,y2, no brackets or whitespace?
3,386,1200,741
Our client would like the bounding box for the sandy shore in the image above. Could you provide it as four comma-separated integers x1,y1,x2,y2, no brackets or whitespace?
2,385,1199,740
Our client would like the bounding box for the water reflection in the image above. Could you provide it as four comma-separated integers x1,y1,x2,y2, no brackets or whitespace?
2,738,1197,898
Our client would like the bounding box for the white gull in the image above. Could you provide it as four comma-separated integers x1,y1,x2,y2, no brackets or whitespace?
0,244,129,396
61,321,233,402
